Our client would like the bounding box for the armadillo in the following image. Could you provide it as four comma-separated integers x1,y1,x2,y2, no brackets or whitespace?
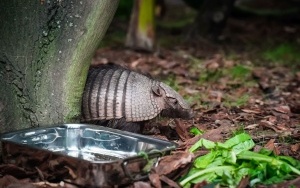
81,63,193,124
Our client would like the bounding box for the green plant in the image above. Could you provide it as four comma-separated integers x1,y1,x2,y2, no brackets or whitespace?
198,70,224,83
263,43,300,66
179,133,300,188
189,127,204,136
223,94,249,108
163,74,180,91
229,64,251,79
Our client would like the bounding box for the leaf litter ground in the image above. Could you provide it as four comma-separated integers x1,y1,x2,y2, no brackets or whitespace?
1,4,300,188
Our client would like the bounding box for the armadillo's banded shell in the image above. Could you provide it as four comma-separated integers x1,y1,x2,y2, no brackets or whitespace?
82,65,161,122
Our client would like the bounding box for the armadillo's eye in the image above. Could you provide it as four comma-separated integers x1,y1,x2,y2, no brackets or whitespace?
168,98,178,105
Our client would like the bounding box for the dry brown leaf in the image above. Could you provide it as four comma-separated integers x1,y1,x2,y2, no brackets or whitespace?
291,143,300,152
276,123,290,131
0,164,36,178
264,139,280,155
241,109,261,114
33,181,64,187
273,105,291,114
259,120,281,132
130,59,141,68
268,116,277,124
175,119,192,141
0,175,35,188
201,127,228,142
204,54,223,71
148,173,161,188
264,139,276,151
193,181,209,188
133,181,152,188
244,124,259,130
237,176,250,188
155,151,193,176
208,90,223,103
64,166,77,179
178,135,202,150
157,60,177,69
160,175,181,188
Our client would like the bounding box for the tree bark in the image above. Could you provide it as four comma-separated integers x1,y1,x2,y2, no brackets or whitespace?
125,0,155,51
0,0,119,133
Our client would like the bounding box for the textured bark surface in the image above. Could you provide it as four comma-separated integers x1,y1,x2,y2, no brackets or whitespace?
0,0,119,133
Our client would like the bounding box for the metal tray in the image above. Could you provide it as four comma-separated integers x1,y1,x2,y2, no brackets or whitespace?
0,124,176,187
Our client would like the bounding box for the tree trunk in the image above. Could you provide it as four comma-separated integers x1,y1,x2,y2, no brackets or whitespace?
0,0,119,133
125,0,155,51
193,0,235,40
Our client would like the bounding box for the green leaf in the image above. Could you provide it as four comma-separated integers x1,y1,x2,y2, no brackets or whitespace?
189,127,204,136
258,148,273,156
202,139,217,149
179,166,236,186
222,133,252,148
194,151,218,169
238,150,300,175
278,155,300,167
207,156,225,168
181,133,300,187
236,167,250,179
227,150,237,164
232,139,255,154
190,172,217,184
250,178,262,187
229,65,251,79
189,138,216,152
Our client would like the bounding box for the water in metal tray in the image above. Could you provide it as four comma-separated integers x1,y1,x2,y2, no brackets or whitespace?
12,127,139,161
1,125,172,162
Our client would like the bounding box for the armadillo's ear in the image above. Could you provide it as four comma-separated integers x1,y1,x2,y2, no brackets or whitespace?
151,85,163,96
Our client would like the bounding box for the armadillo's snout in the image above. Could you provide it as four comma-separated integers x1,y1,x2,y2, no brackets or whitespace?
161,107,194,120
185,109,195,119
179,108,194,120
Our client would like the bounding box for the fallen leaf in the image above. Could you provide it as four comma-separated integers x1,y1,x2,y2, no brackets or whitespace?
259,120,281,132
0,164,36,179
160,175,181,188
0,175,35,188
64,166,77,179
244,124,259,130
291,143,300,152
133,181,152,188
155,151,193,176
276,123,290,131
273,105,291,114
268,116,277,124
148,173,161,188
175,119,192,141
241,109,261,114
193,181,209,188
264,139,279,155
237,176,250,188
208,90,223,103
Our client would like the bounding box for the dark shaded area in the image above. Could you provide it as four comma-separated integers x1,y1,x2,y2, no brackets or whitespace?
188,0,236,40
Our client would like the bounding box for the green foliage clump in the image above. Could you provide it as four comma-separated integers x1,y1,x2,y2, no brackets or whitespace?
197,64,252,84
263,43,300,67
179,133,300,188
224,94,250,108
163,74,181,92
229,64,251,79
